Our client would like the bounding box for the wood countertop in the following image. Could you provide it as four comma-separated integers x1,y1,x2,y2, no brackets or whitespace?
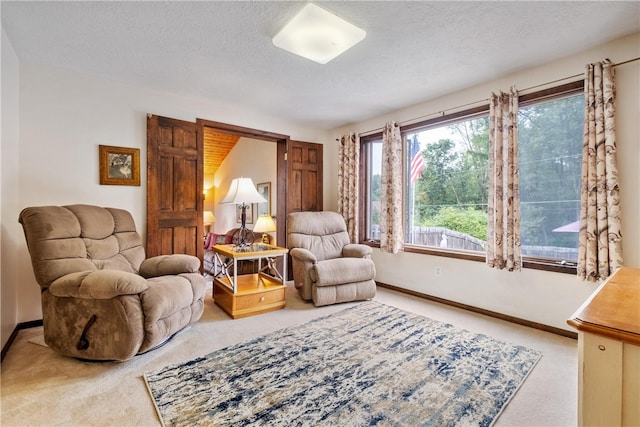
567,267,640,345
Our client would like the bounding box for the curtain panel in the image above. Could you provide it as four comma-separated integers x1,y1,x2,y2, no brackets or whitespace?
487,88,522,271
380,122,404,254
578,59,623,282
338,132,360,243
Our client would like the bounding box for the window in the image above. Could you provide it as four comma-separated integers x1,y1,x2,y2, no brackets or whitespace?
362,82,584,268
518,91,584,262
405,114,489,252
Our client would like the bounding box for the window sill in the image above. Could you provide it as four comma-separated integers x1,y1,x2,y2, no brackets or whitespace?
363,241,577,275
522,258,577,274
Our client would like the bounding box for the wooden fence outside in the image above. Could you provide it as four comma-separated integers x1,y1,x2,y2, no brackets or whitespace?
369,225,578,261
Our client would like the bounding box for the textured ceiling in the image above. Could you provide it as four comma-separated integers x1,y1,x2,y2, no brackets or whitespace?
2,1,639,130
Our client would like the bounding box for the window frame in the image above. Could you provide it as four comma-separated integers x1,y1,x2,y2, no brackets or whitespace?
359,80,584,274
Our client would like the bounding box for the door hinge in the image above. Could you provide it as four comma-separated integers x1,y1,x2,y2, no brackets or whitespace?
284,152,287,161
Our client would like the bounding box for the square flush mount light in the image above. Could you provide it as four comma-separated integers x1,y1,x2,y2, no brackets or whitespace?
272,3,366,64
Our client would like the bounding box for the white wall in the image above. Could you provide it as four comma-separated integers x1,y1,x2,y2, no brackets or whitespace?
331,33,640,332
1,28,21,348
211,137,277,233
6,60,329,324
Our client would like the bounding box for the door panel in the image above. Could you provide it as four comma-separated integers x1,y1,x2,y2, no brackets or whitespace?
147,115,203,259
287,140,323,213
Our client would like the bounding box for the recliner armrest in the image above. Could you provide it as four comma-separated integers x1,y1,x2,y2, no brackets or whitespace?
48,270,148,299
290,247,317,263
139,254,201,278
342,243,373,258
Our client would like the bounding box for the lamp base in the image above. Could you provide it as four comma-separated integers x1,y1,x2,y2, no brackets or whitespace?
261,233,271,244
236,226,254,248
235,203,254,248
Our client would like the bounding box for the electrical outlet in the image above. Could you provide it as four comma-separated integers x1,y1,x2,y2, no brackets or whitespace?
435,266,442,276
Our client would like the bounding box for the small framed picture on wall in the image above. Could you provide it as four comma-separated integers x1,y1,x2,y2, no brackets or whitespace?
99,145,140,186
256,182,271,216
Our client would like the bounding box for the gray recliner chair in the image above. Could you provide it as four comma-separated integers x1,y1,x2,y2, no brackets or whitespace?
287,211,376,306
19,204,206,361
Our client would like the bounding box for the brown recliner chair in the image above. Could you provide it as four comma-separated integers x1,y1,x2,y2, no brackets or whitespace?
287,211,376,306
19,204,206,361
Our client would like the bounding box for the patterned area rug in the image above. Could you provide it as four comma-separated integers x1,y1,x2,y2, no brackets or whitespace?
144,302,542,427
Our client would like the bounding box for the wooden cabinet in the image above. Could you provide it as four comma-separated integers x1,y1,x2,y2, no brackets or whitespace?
568,267,640,426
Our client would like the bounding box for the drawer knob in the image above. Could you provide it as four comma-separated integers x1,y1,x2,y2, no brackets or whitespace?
260,297,265,302
598,344,606,351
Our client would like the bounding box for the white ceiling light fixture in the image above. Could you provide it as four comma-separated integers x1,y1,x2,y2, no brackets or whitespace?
273,3,366,65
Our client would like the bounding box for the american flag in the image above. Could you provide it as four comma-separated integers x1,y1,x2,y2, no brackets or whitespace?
409,135,425,185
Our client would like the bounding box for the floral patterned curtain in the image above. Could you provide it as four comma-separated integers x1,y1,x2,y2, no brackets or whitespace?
380,122,404,254
338,132,360,243
578,59,623,281
486,88,522,271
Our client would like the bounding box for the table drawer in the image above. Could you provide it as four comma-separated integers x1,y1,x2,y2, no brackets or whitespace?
235,288,285,311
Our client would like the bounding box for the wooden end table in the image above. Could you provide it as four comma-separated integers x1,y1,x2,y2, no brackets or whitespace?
211,243,288,319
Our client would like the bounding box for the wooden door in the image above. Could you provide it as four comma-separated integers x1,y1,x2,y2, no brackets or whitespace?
146,115,203,259
287,140,323,213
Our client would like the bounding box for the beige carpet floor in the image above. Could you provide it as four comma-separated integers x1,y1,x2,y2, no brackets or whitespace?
0,284,578,426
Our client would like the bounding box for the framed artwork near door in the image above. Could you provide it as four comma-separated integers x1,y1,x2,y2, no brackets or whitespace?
99,145,140,186
256,182,271,216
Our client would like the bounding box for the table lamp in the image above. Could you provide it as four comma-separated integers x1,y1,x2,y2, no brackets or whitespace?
220,177,267,247
253,215,276,244
203,211,216,234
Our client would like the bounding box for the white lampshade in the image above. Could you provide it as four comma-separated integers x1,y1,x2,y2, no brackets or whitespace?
272,3,366,65
253,215,277,233
220,177,267,205
203,211,216,225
